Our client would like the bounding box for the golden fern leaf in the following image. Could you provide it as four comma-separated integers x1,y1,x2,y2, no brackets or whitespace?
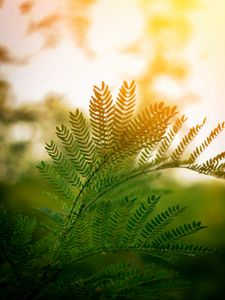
190,151,225,179
142,115,188,166
112,80,136,146
138,144,155,167
89,81,114,153
122,102,177,151
187,122,225,164
171,117,206,161
211,151,225,164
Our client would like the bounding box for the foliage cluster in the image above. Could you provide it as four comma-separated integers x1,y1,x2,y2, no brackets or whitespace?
1,81,224,299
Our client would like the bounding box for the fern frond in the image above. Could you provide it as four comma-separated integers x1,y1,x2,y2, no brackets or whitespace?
151,221,206,248
121,195,161,245
39,81,225,226
92,200,112,248
66,213,90,254
211,151,225,164
112,80,136,145
138,143,157,167
55,124,91,177
108,196,137,245
148,115,188,166
190,153,225,179
87,166,119,194
69,108,98,166
89,81,114,152
122,102,177,151
159,241,217,256
187,122,225,163
138,115,187,166
45,140,83,189
138,205,186,246
171,117,206,161
37,161,78,203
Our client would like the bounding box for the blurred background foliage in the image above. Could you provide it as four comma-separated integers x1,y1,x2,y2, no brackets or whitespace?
0,78,70,184
0,1,225,299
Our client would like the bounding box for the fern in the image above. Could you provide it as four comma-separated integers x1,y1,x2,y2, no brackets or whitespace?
187,122,225,163
150,221,206,248
137,205,186,246
45,140,83,189
55,124,92,177
37,161,77,204
89,81,114,153
121,195,161,245
170,118,206,161
112,80,136,146
69,109,98,166
147,115,188,166
1,81,224,299
91,200,112,248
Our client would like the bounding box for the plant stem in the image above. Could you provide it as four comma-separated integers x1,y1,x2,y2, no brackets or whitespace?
79,161,185,215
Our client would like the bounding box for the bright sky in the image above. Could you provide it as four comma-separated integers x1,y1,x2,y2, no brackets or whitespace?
0,0,224,183
0,0,224,112
186,0,225,122
182,0,225,169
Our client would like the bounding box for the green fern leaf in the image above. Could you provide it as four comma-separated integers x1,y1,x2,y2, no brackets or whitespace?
37,161,78,203
91,200,112,248
159,241,217,256
45,140,83,189
69,108,99,165
56,124,91,177
108,196,137,245
121,195,161,245
151,221,206,248
138,205,186,246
